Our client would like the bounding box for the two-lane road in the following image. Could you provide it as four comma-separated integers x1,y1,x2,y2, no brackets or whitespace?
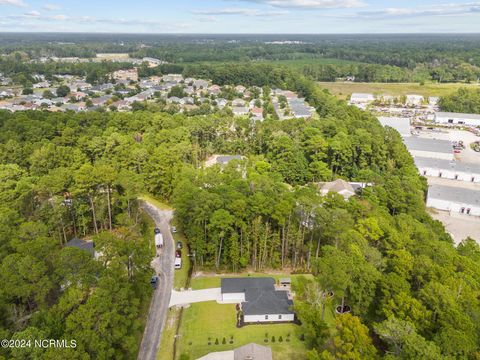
137,202,175,360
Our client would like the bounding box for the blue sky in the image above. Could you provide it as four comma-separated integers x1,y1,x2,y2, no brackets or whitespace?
1,0,480,33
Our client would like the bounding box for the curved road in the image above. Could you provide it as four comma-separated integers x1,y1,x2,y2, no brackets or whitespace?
137,202,175,360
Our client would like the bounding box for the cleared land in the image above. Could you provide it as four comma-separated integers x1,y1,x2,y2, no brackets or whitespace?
318,81,479,100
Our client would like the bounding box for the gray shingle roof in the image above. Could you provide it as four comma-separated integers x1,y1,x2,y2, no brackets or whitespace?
404,137,452,154
234,343,272,360
65,237,94,255
221,277,294,316
428,184,480,206
216,155,243,165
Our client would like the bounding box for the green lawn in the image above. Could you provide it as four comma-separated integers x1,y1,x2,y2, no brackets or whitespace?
318,81,479,100
176,301,307,360
157,308,181,360
191,273,313,290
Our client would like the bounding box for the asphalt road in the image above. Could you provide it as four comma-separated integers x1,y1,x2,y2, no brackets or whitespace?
137,202,174,360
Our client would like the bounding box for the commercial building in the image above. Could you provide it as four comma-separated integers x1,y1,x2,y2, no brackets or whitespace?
403,137,453,160
427,184,480,216
378,117,411,137
434,112,480,127
414,157,480,183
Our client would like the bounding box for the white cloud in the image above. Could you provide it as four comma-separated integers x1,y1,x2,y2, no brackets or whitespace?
358,2,480,18
193,7,288,16
24,10,40,17
0,0,26,7
43,3,61,11
233,0,366,9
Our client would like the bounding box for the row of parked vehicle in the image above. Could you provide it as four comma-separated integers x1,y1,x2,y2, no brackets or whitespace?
151,225,183,289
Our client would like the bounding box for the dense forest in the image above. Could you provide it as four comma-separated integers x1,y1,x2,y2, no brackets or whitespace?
1,63,480,359
3,33,480,83
440,87,480,113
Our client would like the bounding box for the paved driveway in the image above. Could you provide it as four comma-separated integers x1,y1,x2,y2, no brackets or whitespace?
169,288,222,307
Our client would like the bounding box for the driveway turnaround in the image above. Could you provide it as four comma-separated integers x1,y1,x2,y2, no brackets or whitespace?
137,202,175,360
169,288,222,307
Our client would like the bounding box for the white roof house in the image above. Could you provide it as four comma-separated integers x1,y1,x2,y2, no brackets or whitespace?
378,117,411,137
434,112,480,127
319,179,356,200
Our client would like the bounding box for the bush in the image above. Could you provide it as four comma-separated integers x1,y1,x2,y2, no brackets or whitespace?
222,337,226,345
279,336,283,342
215,338,219,345
271,336,276,343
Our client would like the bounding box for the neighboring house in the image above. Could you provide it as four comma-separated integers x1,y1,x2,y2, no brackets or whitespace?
251,107,264,121
232,98,246,107
232,107,249,116
378,117,411,138
235,85,246,94
318,179,356,200
434,112,480,127
403,137,453,161
288,98,313,119
162,74,183,83
194,79,209,89
65,237,97,257
112,68,138,82
197,343,272,360
204,155,244,168
221,278,295,323
427,184,480,216
414,157,480,183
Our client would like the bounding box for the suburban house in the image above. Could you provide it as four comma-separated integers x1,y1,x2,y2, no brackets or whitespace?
319,179,356,199
197,343,272,360
434,112,480,127
204,155,245,168
378,117,411,138
414,157,480,183
65,237,98,258
427,184,480,216
220,277,294,323
403,137,453,161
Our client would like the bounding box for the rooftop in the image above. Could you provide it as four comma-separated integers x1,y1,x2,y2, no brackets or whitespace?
414,157,480,174
65,237,94,255
428,184,480,206
436,111,480,120
221,278,293,316
403,137,452,154
378,117,411,137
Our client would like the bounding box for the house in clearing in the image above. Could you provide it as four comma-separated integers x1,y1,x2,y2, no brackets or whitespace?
65,237,98,258
204,155,244,168
221,277,295,323
197,343,272,360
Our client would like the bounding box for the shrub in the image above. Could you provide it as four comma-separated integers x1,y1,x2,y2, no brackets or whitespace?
215,338,219,345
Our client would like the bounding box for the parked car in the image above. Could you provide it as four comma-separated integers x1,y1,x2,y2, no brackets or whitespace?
177,241,182,249
172,226,177,233
174,257,182,269
150,275,159,289
175,249,181,258
154,227,161,234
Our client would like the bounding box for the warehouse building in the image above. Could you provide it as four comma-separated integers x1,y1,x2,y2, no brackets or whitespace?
434,112,480,127
414,157,480,183
378,117,411,137
427,184,480,216
403,137,453,160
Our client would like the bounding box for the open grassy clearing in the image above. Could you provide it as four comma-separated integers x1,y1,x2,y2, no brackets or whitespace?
176,301,307,360
318,81,479,100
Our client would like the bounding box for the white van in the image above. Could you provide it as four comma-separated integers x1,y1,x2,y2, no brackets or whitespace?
174,257,182,269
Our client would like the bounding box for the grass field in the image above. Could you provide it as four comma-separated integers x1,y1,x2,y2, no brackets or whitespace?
318,81,479,100
176,301,307,360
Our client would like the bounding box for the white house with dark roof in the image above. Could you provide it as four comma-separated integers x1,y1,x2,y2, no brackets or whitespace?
221,277,294,323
